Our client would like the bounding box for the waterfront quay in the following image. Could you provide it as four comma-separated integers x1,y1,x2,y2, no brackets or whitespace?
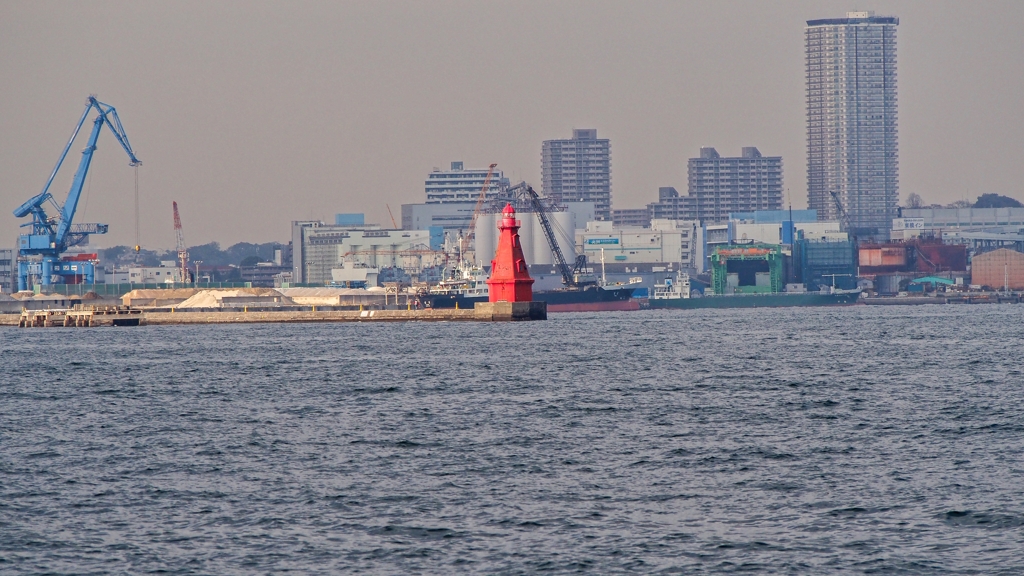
2,301,546,328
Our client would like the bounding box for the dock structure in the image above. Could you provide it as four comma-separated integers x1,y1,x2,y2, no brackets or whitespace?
15,307,144,327
2,301,546,328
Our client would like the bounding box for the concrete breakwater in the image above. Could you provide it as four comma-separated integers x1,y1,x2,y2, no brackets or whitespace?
2,301,546,327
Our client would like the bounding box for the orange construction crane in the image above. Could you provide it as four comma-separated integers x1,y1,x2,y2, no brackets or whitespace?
461,163,498,259
386,204,399,229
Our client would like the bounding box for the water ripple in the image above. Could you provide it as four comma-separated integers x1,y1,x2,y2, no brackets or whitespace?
2,306,1024,573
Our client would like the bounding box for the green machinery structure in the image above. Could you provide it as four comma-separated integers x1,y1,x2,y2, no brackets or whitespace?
711,244,784,295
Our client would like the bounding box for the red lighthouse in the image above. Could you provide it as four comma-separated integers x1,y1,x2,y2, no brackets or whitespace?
486,203,535,302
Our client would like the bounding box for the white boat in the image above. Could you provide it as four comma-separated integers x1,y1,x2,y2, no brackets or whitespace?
428,259,489,299
652,271,692,300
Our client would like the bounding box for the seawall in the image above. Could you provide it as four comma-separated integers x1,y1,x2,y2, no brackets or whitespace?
2,301,547,327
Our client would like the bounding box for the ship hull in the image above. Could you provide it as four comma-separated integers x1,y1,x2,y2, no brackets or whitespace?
649,292,860,309
426,286,637,313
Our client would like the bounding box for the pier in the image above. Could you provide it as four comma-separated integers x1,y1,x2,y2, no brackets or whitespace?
2,301,546,328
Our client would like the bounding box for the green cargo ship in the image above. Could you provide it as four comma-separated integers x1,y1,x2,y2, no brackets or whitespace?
649,243,861,309
650,288,862,309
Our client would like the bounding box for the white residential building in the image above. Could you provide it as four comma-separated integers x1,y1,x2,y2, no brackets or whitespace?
806,12,899,238
425,161,507,204
542,129,612,221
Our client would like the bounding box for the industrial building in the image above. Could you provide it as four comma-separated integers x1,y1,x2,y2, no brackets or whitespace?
475,210,577,268
239,262,294,288
0,249,13,293
702,210,846,262
291,221,434,285
942,230,1024,256
113,266,184,285
806,12,900,238
897,207,1024,237
795,239,857,291
734,220,844,245
694,210,852,289
709,244,784,295
576,219,702,272
647,148,783,223
129,265,178,285
401,202,476,238
857,241,967,279
542,129,612,221
425,162,507,204
971,249,1024,291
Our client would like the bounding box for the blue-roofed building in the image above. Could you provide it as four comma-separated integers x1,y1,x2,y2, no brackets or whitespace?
335,213,365,226
730,210,818,224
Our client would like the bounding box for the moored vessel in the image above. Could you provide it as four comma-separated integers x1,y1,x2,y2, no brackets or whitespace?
649,270,860,309
424,262,637,312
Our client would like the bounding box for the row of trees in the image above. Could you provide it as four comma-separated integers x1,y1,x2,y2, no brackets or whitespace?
905,193,1023,209
99,241,284,269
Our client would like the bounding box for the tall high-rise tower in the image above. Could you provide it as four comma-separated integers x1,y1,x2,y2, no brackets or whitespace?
541,129,612,221
806,11,899,238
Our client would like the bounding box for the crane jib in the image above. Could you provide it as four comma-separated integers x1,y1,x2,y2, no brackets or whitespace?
12,96,142,290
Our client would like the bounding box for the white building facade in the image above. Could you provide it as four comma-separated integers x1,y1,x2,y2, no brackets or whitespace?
425,161,507,204
576,219,702,271
291,221,434,285
126,266,184,284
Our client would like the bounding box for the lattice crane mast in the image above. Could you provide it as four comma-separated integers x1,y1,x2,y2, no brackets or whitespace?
524,185,593,289
172,202,189,284
461,163,498,260
829,190,851,233
12,96,141,290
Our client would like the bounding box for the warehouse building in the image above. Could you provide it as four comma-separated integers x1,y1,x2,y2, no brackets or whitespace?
291,221,434,285
576,219,702,272
970,249,1024,291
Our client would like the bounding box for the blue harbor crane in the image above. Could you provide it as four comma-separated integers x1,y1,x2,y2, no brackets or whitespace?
12,96,141,291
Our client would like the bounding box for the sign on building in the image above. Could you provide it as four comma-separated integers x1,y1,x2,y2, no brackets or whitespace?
892,218,925,231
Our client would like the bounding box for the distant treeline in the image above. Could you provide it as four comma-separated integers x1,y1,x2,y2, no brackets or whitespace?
99,241,285,269
907,193,1023,209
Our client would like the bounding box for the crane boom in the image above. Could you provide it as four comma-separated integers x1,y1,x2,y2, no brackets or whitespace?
12,96,141,289
173,201,189,284
386,204,399,229
524,186,590,289
829,190,851,232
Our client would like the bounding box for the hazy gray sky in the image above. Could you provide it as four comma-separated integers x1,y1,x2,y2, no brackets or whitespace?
2,1,1022,249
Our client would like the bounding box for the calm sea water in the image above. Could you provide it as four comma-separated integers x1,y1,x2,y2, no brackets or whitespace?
2,305,1024,574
